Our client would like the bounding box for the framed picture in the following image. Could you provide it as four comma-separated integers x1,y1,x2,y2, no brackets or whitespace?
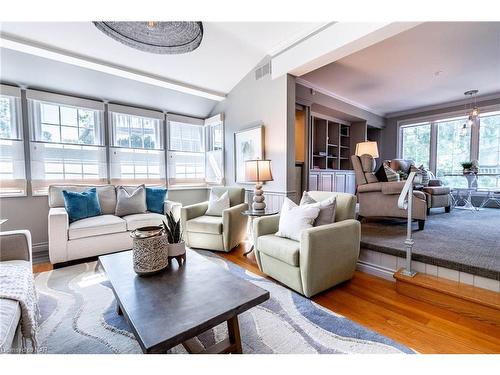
234,125,264,184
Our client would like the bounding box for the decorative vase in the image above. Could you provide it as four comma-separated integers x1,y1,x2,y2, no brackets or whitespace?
130,226,169,276
168,241,186,266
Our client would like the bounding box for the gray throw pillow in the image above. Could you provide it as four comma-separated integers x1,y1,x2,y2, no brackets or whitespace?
115,185,147,217
299,191,336,227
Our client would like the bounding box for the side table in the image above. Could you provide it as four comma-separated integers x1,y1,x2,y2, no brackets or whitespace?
241,210,278,256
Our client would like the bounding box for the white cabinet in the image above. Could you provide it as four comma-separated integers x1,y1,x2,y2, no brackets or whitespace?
309,170,355,194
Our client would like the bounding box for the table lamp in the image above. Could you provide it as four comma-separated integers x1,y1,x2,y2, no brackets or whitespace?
245,159,273,211
355,141,379,158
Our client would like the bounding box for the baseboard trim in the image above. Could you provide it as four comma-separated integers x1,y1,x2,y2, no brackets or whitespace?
33,241,48,253
356,260,395,282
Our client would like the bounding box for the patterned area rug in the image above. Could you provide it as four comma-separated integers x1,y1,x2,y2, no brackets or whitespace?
35,251,415,354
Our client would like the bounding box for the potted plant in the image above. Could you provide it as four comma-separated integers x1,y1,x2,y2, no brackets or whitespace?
461,161,473,175
162,211,186,265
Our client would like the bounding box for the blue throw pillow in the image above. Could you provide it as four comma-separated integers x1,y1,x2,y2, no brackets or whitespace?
62,188,102,223
146,187,167,214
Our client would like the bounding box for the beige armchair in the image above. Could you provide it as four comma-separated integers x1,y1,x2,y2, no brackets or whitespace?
253,192,360,298
351,155,428,230
181,187,249,252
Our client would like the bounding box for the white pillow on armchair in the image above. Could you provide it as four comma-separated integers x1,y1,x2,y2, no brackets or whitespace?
275,198,320,241
205,191,230,216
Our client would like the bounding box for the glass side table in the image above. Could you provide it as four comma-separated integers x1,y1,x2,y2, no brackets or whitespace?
241,209,279,256
452,188,479,211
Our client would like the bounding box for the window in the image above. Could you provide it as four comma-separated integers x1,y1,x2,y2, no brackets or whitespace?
205,114,224,185
400,123,431,169
0,85,26,197
109,104,165,185
167,116,205,185
27,90,107,195
478,112,500,188
436,117,471,188
399,109,500,189
167,114,225,186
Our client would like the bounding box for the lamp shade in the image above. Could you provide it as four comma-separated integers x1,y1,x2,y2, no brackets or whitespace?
245,159,273,182
355,141,379,158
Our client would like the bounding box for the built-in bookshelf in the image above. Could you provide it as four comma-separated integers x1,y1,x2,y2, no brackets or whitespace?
311,116,352,170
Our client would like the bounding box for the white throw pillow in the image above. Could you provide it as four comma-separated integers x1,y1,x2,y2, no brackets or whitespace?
275,198,320,241
299,191,337,227
205,191,230,216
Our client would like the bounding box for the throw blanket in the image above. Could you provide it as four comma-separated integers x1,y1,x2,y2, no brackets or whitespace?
0,262,39,352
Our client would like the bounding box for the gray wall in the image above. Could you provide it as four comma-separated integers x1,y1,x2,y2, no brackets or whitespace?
380,97,500,162
210,57,294,194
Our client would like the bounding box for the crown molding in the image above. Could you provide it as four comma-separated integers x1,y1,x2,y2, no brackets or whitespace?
386,92,500,118
296,77,385,117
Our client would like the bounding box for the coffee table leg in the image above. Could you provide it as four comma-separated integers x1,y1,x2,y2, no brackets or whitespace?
116,302,123,316
227,315,242,354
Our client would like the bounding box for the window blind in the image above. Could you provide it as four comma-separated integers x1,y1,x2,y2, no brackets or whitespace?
0,85,26,196
109,105,165,185
27,93,107,195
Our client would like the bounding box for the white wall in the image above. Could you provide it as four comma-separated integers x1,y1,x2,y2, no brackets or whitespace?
210,57,294,196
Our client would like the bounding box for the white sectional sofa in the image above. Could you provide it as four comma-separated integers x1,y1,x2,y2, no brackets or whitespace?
47,184,182,266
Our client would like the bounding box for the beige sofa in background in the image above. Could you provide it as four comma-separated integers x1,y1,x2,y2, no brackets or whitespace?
0,230,33,353
253,191,360,298
181,187,248,252
48,184,182,266
351,155,428,229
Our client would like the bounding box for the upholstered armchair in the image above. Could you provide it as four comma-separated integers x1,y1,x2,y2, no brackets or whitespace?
387,159,451,214
351,155,428,229
0,230,33,352
253,191,360,298
181,187,249,252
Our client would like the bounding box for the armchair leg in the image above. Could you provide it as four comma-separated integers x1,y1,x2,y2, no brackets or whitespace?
418,220,425,231
445,206,451,213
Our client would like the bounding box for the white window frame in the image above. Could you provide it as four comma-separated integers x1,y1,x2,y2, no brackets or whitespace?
0,85,26,197
166,113,224,187
27,89,107,195
108,104,165,185
397,104,500,187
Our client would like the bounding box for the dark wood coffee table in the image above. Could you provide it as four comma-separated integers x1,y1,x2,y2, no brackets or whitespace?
98,249,269,354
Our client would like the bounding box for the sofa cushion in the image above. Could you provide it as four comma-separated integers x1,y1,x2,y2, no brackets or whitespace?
68,215,127,240
423,186,451,195
122,213,165,231
206,190,230,216
0,260,28,353
257,234,300,267
145,187,167,214
49,184,116,215
186,216,223,234
62,187,102,223
115,185,147,217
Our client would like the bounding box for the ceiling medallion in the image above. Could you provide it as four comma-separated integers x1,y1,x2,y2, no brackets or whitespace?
93,21,203,54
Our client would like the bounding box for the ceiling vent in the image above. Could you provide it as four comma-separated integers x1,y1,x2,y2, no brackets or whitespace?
255,62,271,80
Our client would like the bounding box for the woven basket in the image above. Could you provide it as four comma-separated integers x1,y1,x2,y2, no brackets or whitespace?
131,226,169,276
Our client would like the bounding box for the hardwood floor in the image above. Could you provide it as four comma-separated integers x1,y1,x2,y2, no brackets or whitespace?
219,243,500,354
34,244,500,354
